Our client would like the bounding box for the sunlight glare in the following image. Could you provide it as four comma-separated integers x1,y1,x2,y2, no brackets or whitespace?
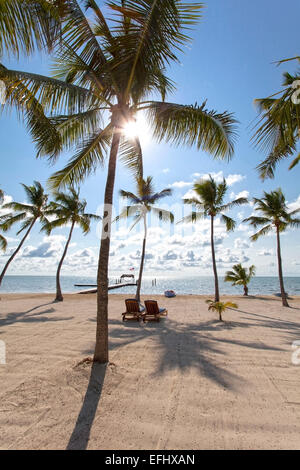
123,115,151,147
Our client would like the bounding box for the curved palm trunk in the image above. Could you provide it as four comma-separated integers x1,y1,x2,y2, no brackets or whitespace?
135,214,147,303
243,284,249,296
55,221,75,302
276,226,289,307
210,215,220,302
0,218,36,287
94,125,122,364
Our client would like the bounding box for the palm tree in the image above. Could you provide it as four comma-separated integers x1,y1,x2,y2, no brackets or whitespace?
1,1,238,364
252,61,300,179
117,176,173,302
0,188,7,251
0,0,63,58
42,187,100,302
224,263,256,296
181,176,248,302
0,181,49,286
206,300,238,322
244,189,300,307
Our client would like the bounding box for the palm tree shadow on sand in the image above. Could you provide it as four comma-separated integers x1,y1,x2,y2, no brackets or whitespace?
66,362,107,450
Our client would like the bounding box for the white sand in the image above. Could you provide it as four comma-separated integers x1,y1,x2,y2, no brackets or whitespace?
0,293,300,450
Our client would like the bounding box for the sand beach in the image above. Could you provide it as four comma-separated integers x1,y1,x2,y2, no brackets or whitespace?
0,293,300,450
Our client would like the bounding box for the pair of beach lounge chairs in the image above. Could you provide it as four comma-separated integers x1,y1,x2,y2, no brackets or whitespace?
122,299,168,323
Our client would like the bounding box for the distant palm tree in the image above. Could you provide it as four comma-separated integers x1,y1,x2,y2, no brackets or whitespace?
181,176,248,302
43,187,100,302
244,189,300,307
253,61,300,178
224,263,256,296
0,188,7,251
1,2,238,364
0,181,49,286
206,300,238,322
117,176,173,302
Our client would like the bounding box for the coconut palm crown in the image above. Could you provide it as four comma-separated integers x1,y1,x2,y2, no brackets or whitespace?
180,175,248,302
253,60,300,179
42,187,100,301
0,181,50,285
224,263,256,296
117,176,174,302
244,189,300,307
206,300,238,322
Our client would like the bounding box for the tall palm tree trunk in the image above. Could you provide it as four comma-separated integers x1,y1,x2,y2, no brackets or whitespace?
243,284,249,296
55,221,75,302
135,214,147,303
0,218,36,286
210,215,220,302
94,124,121,364
276,225,289,307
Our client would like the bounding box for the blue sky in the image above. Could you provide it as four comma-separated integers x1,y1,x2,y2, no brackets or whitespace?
0,0,299,278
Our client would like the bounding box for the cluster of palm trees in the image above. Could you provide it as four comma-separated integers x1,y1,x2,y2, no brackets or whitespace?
0,1,299,364
0,182,99,301
113,173,299,311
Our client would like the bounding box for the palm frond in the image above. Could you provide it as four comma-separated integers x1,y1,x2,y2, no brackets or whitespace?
0,0,63,58
40,108,104,158
147,101,238,159
243,216,271,228
119,190,140,204
150,206,174,223
0,212,28,232
115,0,203,100
288,218,300,229
289,152,300,170
183,197,203,208
177,211,205,224
48,125,113,188
0,233,7,251
62,0,108,71
41,216,70,235
0,202,33,214
220,214,236,232
0,66,95,116
118,135,143,180
251,224,273,241
220,197,248,212
252,71,300,178
114,205,142,222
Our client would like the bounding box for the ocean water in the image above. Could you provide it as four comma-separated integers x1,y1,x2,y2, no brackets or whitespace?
1,275,300,296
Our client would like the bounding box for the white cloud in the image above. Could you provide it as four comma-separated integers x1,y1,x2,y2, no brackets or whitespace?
22,235,67,258
234,238,250,249
230,190,250,200
162,168,170,174
226,174,246,186
169,181,193,189
288,195,300,213
236,223,250,233
258,249,274,256
192,171,245,187
0,194,13,216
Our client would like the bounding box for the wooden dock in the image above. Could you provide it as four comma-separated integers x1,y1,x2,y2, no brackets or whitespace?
76,282,137,294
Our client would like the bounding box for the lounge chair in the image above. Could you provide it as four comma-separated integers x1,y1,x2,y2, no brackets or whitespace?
122,299,145,322
142,300,168,322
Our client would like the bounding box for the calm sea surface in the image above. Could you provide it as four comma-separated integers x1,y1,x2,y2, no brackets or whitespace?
1,275,300,296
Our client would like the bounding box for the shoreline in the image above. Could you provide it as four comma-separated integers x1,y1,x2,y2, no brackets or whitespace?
1,292,300,300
